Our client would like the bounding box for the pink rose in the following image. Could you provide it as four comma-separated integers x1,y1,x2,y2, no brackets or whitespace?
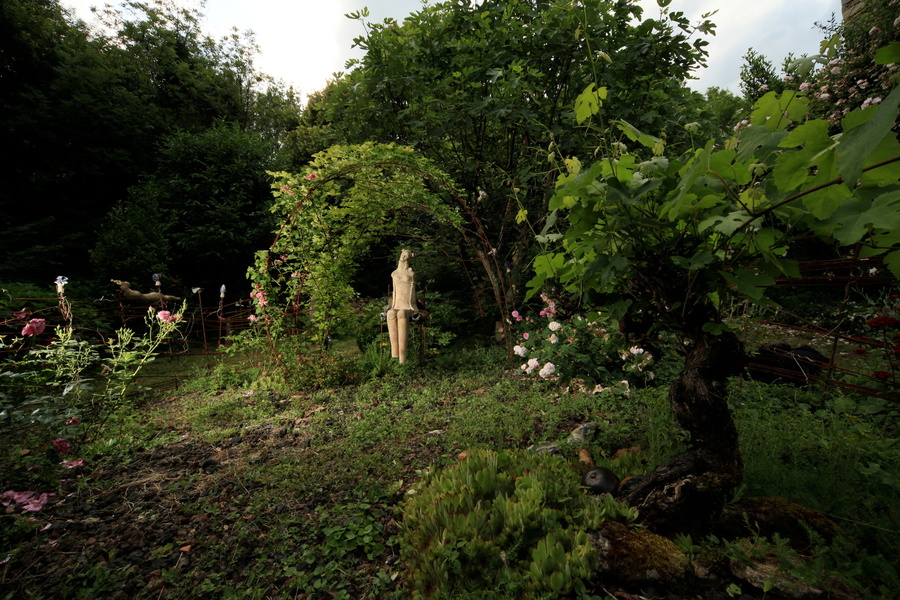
21,318,46,336
156,310,180,324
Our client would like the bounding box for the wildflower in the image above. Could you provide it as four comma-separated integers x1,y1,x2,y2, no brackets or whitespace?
248,314,259,323
820,93,831,101
548,334,558,344
830,66,841,75
61,458,87,469
304,172,319,180
511,310,523,322
21,318,46,336
156,310,180,324
65,417,80,425
513,345,527,357
757,83,769,92
630,346,645,355
51,439,70,455
538,362,556,379
548,321,562,332
522,332,530,340
13,310,27,319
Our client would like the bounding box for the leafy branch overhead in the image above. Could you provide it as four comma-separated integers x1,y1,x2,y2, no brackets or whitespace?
530,83,900,316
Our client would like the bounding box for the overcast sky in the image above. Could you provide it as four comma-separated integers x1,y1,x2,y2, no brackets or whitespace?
64,0,841,101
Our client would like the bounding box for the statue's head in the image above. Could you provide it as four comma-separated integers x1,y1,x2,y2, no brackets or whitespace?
399,249,414,261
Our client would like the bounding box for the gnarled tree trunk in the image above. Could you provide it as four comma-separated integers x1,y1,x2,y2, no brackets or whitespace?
626,329,745,536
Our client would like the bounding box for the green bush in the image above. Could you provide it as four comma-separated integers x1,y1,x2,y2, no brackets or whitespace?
399,448,637,599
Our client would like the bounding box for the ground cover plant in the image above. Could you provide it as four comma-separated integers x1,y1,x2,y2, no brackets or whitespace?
1,309,898,599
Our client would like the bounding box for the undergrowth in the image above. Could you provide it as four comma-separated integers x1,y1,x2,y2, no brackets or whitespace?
1,340,898,598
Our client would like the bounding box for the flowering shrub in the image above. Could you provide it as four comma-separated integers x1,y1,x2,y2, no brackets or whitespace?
796,0,899,129
1,277,185,488
509,295,660,386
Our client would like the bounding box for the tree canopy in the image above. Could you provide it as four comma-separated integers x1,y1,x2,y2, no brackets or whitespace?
0,0,300,291
311,0,719,314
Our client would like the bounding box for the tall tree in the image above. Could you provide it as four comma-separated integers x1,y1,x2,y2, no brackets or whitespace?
318,0,715,319
0,0,300,288
530,84,900,534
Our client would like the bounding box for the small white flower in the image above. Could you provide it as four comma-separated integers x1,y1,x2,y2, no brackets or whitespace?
869,267,879,276
629,346,645,356
548,321,562,332
513,345,527,357
538,362,556,379
799,82,810,93
549,334,559,344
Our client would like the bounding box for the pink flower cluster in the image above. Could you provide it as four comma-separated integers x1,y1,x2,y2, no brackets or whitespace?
1,491,56,513
21,318,46,336
539,293,557,317
156,310,181,324
251,284,268,307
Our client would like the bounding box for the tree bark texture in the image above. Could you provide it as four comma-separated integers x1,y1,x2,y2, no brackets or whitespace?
626,330,745,537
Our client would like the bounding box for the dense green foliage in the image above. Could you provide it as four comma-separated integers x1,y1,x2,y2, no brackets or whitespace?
315,0,720,310
530,85,900,333
400,448,637,599
0,0,299,292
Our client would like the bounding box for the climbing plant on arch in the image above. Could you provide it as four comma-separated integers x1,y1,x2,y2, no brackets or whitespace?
248,142,509,346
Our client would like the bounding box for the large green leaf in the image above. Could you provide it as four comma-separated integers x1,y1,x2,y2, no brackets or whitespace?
736,127,789,163
829,191,900,246
835,86,900,188
575,83,607,125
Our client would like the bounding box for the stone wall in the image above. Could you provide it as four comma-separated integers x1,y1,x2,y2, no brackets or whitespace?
841,0,867,20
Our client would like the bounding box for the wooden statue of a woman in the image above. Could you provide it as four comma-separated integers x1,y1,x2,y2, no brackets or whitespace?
386,249,418,363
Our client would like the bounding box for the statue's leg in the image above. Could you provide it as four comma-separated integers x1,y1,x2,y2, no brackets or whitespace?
397,310,411,364
387,311,400,358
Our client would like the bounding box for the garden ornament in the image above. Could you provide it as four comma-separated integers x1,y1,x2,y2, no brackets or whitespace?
386,249,419,363
111,279,180,303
